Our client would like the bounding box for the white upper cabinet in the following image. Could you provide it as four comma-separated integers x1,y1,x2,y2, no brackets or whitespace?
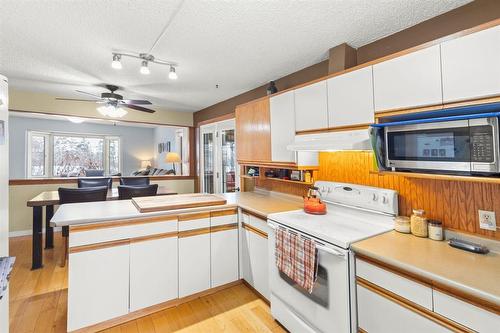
270,91,296,162
373,45,443,112
327,66,374,127
441,25,500,103
295,80,328,131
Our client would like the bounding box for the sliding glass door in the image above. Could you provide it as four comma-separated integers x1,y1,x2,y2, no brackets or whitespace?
200,119,238,194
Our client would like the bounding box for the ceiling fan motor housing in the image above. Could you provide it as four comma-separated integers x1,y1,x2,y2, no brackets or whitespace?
101,92,123,100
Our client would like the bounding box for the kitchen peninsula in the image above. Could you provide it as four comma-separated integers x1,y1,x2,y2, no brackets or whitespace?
50,190,303,332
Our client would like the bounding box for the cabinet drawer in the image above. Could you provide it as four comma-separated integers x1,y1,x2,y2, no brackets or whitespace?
178,212,210,231
211,210,237,227
357,284,450,333
433,290,499,333
69,218,177,247
356,258,433,310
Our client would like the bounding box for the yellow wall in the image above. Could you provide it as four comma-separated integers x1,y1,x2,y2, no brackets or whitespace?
9,89,194,127
9,179,195,234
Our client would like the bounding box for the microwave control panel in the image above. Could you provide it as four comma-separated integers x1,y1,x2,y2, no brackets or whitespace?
470,125,494,163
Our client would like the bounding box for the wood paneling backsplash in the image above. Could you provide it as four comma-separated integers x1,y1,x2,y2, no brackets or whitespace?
318,152,499,240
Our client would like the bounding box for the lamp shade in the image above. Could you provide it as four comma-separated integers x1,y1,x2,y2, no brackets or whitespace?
140,160,150,169
165,152,181,163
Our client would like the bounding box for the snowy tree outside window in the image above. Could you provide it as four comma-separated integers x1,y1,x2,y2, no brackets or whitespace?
27,131,121,178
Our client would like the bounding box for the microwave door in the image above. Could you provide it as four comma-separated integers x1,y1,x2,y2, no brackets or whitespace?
385,120,472,173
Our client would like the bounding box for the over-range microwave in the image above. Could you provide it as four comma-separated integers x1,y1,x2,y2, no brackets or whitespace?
381,113,500,175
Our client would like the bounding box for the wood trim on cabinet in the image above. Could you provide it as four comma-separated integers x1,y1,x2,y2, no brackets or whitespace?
358,328,368,333
70,280,243,333
357,277,475,333
242,222,268,239
210,223,238,233
69,239,130,254
295,123,371,135
210,209,238,217
356,254,500,315
197,112,235,127
70,215,178,232
130,231,178,243
178,227,211,238
241,209,268,221
178,212,211,221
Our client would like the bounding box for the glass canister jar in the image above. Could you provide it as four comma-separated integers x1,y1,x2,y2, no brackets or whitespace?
394,216,411,233
428,220,443,241
410,209,428,237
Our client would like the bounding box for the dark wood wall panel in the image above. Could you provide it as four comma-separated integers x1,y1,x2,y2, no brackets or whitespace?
317,152,499,240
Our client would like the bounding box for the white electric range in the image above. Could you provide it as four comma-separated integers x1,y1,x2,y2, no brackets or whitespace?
267,181,398,333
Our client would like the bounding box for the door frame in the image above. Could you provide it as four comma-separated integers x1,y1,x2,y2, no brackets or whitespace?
199,119,239,193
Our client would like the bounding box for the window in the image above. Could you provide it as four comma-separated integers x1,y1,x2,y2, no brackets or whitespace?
27,131,121,178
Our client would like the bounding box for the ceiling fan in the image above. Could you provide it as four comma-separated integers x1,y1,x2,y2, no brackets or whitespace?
56,84,155,114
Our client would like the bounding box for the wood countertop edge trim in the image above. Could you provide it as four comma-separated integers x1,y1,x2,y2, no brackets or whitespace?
69,280,243,333
70,215,178,232
178,211,211,221
355,253,500,315
69,239,130,254
210,208,238,217
357,277,475,333
242,222,268,239
11,175,195,186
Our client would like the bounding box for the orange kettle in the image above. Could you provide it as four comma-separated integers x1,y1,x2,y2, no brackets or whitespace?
303,186,327,215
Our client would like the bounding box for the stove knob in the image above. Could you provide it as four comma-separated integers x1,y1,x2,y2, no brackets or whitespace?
381,196,388,204
327,187,332,193
371,193,378,201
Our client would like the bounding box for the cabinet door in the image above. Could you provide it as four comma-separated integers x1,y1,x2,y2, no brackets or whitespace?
270,91,296,162
211,228,239,288
248,229,270,300
129,236,178,311
357,284,450,333
68,244,129,331
373,45,442,112
178,233,211,297
295,80,328,132
328,66,374,127
235,98,271,162
441,25,500,103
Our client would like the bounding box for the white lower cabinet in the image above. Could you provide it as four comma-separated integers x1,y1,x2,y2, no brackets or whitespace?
357,284,450,333
68,244,130,332
241,212,269,300
211,228,239,287
178,233,211,297
129,236,178,311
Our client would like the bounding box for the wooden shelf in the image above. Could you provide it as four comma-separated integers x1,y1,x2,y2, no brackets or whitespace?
238,161,319,171
241,175,259,179
371,170,500,184
264,177,313,186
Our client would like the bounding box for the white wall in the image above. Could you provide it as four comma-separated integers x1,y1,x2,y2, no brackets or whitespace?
154,126,178,170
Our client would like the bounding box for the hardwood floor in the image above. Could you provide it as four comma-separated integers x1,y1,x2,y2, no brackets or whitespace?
9,233,286,333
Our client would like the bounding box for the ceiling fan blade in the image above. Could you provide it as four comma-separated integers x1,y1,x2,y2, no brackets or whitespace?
75,90,102,98
55,98,97,102
120,99,152,105
124,104,156,113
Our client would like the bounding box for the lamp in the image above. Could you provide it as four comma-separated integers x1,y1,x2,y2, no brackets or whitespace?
140,160,151,169
165,152,181,175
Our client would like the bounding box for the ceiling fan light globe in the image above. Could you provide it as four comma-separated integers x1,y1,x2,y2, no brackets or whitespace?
140,61,150,75
168,66,177,80
111,60,122,69
108,107,128,118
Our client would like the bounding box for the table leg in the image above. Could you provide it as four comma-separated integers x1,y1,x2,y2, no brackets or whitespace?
32,206,43,270
45,205,54,249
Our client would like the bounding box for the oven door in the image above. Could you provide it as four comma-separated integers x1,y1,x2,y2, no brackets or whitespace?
267,221,352,333
385,119,472,172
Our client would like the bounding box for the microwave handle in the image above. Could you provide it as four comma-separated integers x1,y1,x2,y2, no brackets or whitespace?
267,222,345,258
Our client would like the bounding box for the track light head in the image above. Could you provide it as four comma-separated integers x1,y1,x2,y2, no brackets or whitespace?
169,66,178,80
140,60,150,75
111,54,122,69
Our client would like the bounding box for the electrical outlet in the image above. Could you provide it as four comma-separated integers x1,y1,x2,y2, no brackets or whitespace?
478,210,497,231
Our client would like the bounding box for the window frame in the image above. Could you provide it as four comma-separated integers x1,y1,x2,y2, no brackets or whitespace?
26,130,122,178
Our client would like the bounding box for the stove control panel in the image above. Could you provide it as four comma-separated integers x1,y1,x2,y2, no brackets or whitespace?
315,181,398,215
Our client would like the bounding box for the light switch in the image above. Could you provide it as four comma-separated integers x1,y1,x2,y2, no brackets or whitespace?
478,210,497,231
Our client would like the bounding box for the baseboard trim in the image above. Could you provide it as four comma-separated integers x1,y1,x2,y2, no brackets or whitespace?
9,227,62,238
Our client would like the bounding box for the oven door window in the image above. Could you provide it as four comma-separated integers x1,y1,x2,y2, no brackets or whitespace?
387,127,470,162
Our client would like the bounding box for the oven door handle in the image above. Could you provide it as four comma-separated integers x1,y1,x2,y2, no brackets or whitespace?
267,222,345,258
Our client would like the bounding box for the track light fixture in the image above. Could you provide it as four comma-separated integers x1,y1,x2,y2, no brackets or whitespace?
111,52,178,79
111,54,122,69
140,61,150,75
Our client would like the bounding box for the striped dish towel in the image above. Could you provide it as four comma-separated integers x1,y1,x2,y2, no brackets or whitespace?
275,227,318,293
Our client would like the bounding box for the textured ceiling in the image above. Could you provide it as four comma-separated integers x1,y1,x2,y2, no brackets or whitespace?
0,0,470,113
